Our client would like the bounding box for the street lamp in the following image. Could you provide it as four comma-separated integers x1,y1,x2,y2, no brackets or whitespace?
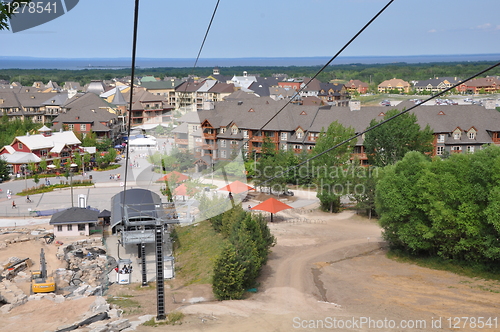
70,163,78,207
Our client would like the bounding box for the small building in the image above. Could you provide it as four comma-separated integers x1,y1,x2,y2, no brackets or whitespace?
49,207,99,237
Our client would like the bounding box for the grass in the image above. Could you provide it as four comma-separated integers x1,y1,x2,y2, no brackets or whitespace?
19,179,94,195
387,251,500,282
107,294,142,315
173,220,226,285
143,312,184,326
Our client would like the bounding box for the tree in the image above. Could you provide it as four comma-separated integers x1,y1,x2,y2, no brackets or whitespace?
0,1,31,30
311,121,357,213
376,146,500,263
254,137,287,194
0,157,9,181
364,109,434,167
212,243,246,300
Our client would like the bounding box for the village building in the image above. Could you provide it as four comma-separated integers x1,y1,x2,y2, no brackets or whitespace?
49,207,100,237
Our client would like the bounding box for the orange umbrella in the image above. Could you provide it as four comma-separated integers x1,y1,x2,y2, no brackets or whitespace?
218,180,254,194
158,171,189,183
250,197,292,222
174,183,198,197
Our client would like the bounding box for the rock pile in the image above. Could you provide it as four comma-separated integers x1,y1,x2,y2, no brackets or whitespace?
0,280,28,313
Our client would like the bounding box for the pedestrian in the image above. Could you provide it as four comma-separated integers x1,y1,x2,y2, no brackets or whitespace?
11,200,16,209
248,204,252,210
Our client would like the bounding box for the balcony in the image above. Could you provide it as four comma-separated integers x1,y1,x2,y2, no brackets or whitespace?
175,138,188,145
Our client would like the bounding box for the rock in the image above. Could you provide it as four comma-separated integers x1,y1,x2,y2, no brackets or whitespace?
107,319,130,331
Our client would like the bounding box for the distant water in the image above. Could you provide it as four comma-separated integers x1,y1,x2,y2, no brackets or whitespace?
0,54,499,70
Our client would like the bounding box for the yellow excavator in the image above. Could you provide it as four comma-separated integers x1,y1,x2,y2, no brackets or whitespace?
31,248,56,293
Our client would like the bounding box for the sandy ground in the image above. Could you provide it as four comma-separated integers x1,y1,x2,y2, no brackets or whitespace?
1,208,500,332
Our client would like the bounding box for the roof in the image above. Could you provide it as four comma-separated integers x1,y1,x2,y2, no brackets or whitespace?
0,151,41,164
49,207,99,225
13,130,81,151
110,188,164,228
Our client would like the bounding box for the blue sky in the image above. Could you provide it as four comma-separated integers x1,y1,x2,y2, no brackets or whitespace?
2,0,500,59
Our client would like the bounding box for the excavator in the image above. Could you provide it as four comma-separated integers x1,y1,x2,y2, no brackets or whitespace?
31,248,56,293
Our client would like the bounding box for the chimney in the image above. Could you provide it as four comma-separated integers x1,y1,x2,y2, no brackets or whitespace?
484,99,496,110
349,100,361,111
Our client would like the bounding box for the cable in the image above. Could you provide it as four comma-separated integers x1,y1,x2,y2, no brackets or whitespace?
259,60,500,186
256,0,395,133
178,0,221,112
122,0,140,208
193,0,220,69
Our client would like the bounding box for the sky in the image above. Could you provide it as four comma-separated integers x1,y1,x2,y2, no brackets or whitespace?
1,0,500,60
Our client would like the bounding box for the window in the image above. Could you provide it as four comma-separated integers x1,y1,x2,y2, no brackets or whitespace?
309,133,319,141
192,125,198,131
67,225,73,231
296,131,303,139
453,131,461,140
68,124,74,131
81,124,87,131
243,142,249,149
294,145,303,150
221,150,227,158
468,132,475,139
452,146,461,152
243,130,248,138
230,140,237,146
467,146,475,153
220,127,226,134
40,150,47,157
281,144,288,150
280,132,287,140
78,224,85,231
437,134,445,143
57,225,63,232
436,146,444,155
220,140,226,148
231,127,238,135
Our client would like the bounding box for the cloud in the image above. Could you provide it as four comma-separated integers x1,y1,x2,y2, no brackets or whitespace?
475,23,492,30
427,29,437,33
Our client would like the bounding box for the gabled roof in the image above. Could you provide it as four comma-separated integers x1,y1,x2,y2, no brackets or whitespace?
12,130,81,151
0,151,41,164
50,207,99,225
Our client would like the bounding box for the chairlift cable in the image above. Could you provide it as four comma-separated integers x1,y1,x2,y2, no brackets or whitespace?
259,60,500,186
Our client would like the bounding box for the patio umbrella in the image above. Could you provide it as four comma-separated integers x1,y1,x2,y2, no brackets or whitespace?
157,171,189,184
47,164,56,169
218,180,254,194
250,197,292,222
173,183,199,197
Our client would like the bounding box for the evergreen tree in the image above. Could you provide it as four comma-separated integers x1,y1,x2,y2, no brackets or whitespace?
212,243,246,300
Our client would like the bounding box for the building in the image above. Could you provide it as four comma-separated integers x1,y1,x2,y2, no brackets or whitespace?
172,97,500,167
378,78,411,93
49,207,99,237
413,77,461,94
0,126,82,174
52,92,120,140
345,79,369,94
456,76,500,94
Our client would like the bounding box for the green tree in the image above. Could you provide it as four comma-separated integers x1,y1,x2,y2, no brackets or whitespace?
364,109,434,167
0,157,9,181
39,158,47,172
311,121,357,213
0,1,31,30
212,243,246,300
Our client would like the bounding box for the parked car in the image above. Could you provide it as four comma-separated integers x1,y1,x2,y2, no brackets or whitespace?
282,190,294,196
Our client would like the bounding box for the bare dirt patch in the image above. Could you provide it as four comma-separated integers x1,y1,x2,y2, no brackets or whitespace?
1,209,500,332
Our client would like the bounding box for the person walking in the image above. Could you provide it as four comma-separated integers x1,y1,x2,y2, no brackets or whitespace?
11,200,16,208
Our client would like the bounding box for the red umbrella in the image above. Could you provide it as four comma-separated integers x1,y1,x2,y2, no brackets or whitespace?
157,171,189,183
218,180,254,194
250,197,292,222
174,183,199,197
